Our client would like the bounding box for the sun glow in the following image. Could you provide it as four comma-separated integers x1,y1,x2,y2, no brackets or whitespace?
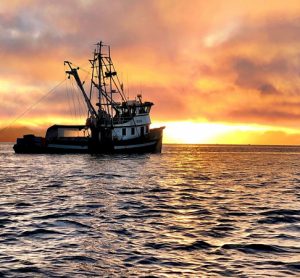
153,121,300,145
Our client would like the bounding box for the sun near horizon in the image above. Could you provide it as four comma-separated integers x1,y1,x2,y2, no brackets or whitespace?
2,119,300,146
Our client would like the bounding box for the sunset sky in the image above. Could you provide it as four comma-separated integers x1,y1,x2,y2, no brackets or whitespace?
1,0,300,144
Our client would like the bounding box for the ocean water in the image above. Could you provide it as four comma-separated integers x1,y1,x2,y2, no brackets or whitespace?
0,143,300,277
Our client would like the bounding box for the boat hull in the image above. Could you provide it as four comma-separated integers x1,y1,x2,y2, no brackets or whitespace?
13,127,164,154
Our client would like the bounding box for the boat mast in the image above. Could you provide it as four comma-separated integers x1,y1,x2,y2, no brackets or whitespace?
97,42,102,117
87,50,96,119
66,42,130,126
109,45,112,118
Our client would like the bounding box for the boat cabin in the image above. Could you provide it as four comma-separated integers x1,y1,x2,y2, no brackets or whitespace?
46,125,89,141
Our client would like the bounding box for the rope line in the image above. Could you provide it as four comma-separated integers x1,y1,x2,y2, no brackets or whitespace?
0,65,91,136
0,78,66,134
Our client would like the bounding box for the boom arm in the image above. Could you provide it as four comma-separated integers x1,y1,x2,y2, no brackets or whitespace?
64,61,99,120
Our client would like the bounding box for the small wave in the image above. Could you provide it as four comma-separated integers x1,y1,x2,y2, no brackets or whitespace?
191,174,211,181
0,232,19,242
119,201,148,211
55,219,91,229
137,256,160,265
177,186,202,193
0,218,12,226
76,203,104,209
21,228,62,237
33,212,80,220
175,240,215,251
162,260,193,267
261,209,300,216
118,190,142,195
274,234,298,240
46,182,63,188
205,230,232,238
286,262,300,271
258,215,300,224
144,242,170,250
95,172,124,179
212,224,236,232
124,254,142,263
168,224,194,232
138,209,163,218
258,208,300,225
113,228,132,236
0,211,11,217
221,243,288,253
148,187,173,193
115,214,130,220
225,211,252,217
62,255,96,263
138,275,159,278
12,266,42,274
0,177,16,183
14,201,32,208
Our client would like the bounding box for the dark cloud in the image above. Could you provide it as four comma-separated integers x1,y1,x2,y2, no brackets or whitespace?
230,56,292,95
259,83,279,95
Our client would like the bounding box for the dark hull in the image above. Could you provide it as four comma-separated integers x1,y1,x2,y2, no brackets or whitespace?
13,127,164,154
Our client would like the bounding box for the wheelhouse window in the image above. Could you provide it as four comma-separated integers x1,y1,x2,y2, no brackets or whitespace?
122,128,126,136
131,127,135,135
139,107,146,114
140,126,144,135
146,125,149,133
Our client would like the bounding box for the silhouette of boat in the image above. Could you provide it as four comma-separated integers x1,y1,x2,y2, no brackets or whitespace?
14,42,164,154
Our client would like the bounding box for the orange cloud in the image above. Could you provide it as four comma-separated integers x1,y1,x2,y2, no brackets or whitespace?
1,1,300,144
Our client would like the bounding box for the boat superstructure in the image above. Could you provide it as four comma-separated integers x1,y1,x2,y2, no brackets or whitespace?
13,42,164,154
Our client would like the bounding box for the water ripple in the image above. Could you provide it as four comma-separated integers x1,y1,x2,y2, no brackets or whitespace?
0,143,300,276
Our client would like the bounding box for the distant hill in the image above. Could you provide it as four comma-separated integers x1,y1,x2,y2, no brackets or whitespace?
0,127,45,142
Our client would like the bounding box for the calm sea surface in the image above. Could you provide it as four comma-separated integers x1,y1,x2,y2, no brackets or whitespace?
0,143,300,277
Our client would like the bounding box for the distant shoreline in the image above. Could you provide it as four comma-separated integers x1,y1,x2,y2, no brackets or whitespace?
2,142,300,147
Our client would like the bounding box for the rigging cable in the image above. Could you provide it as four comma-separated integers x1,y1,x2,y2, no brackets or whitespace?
69,78,78,120
65,64,91,122
0,78,66,135
79,69,91,118
65,77,75,121
70,78,85,121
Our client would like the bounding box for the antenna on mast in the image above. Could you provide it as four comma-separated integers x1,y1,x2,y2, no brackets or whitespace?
97,41,102,116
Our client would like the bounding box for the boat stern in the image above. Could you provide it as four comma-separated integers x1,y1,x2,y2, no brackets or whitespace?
13,134,46,154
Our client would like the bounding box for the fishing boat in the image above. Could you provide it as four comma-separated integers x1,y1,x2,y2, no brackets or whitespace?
13,42,164,154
